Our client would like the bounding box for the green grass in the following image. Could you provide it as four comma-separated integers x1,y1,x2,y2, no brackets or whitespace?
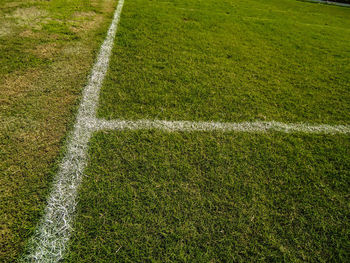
0,0,117,261
98,0,350,124
1,0,350,261
66,130,350,262
66,2,350,261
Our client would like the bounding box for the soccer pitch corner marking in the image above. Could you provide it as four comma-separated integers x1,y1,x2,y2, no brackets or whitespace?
24,0,350,261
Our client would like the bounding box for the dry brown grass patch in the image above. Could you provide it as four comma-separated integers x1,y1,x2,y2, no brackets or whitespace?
70,13,104,34
32,42,59,58
73,10,97,19
0,20,16,37
10,7,48,29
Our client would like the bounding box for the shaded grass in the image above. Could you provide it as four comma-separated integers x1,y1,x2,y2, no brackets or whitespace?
66,130,350,262
0,0,117,261
98,0,350,124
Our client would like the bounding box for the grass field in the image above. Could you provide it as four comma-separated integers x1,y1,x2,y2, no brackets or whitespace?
98,0,350,124
1,0,350,262
0,0,117,261
65,131,350,262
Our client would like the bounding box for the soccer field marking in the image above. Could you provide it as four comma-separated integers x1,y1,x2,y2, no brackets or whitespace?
305,0,350,7
25,0,350,261
95,119,350,134
25,0,125,262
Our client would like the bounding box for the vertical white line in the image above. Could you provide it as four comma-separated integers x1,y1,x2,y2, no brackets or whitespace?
24,0,125,262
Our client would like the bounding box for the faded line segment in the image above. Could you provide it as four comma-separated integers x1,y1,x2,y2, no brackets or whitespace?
24,0,125,262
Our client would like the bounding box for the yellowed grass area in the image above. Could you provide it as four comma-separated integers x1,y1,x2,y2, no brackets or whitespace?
0,0,116,261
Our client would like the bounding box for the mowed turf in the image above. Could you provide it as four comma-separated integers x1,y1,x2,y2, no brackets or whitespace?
63,0,350,261
2,0,350,261
98,0,350,124
65,131,350,262
0,0,117,261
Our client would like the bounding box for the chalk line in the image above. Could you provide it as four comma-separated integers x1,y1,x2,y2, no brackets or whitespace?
24,0,125,261
95,119,350,134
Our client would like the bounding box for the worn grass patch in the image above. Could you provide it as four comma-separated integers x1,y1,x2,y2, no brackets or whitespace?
98,0,350,124
0,0,117,261
66,130,350,262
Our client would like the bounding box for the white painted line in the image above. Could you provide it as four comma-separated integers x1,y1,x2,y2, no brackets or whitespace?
305,0,350,7
24,0,125,262
95,119,350,134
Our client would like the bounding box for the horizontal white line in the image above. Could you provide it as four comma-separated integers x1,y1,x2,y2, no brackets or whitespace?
95,119,350,134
